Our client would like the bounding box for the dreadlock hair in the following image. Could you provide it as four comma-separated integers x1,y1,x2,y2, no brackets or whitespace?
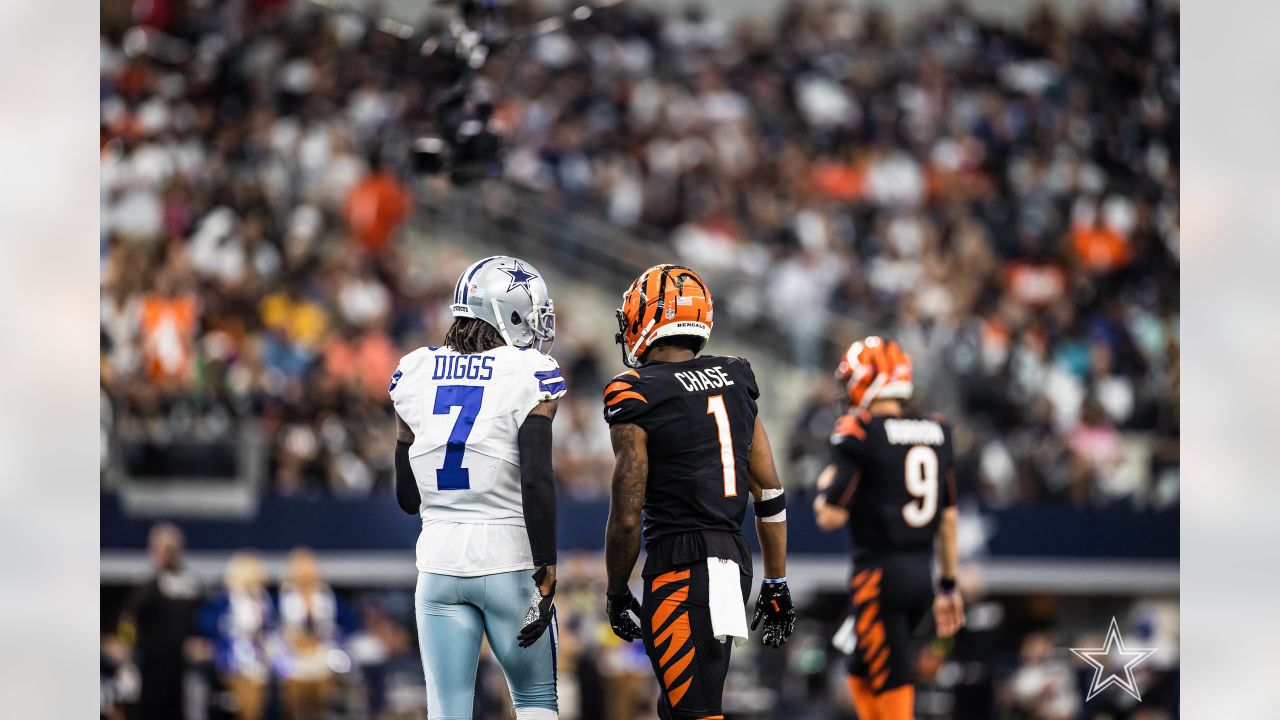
444,317,506,354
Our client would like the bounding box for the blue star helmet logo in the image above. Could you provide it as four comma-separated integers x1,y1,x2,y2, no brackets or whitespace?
500,260,539,294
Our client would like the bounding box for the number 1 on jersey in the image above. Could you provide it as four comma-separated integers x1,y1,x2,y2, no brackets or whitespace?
434,385,485,490
707,395,736,497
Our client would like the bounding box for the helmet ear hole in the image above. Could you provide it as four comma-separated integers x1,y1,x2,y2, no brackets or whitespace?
511,311,522,325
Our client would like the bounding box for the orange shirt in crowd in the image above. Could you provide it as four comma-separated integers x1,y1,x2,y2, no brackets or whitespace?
1072,223,1133,273
139,293,199,382
343,172,411,253
810,161,865,201
323,332,399,398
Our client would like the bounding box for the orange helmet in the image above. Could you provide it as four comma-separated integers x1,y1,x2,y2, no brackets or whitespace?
615,264,714,367
836,336,913,409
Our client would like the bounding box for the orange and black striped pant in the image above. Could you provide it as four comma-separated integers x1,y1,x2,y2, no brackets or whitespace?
845,554,932,717
641,561,750,720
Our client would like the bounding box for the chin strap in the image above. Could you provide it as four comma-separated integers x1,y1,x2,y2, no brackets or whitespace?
625,318,657,367
858,372,889,409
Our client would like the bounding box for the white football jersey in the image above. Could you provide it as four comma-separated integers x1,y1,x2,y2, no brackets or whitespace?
389,344,566,576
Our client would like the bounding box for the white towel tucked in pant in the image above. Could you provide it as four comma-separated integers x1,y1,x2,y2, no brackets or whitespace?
706,557,749,647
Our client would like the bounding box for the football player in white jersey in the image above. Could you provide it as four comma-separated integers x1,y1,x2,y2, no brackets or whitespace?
390,255,563,720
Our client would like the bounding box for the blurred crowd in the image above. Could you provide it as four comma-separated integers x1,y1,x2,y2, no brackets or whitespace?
98,0,619,498
102,524,1179,720
99,0,1178,508
102,0,442,496
102,524,422,720
496,0,1180,509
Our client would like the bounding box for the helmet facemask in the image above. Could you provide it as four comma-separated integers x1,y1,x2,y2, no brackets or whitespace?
615,306,656,369
528,298,556,353
492,296,556,353
614,308,632,367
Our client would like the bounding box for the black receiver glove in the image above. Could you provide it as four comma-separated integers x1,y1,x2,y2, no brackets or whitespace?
517,566,557,648
751,580,797,648
606,588,644,642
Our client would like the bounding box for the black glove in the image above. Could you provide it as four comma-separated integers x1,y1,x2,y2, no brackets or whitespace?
517,566,556,648
606,588,644,642
751,579,796,648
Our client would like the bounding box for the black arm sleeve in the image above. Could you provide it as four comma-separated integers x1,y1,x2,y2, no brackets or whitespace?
518,414,557,566
822,441,862,509
395,441,421,515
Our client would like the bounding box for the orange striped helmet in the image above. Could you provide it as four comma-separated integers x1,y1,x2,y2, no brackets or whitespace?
615,264,713,367
837,336,913,409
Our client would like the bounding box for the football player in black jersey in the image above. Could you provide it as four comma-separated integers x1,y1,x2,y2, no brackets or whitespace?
813,336,963,720
601,264,795,720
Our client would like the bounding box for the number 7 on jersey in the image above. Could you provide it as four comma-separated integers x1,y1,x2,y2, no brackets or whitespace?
434,385,484,490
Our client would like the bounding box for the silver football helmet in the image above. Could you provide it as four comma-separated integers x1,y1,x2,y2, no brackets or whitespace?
451,255,556,352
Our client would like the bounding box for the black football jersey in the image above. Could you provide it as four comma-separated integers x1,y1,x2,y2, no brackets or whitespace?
825,410,957,558
603,355,759,570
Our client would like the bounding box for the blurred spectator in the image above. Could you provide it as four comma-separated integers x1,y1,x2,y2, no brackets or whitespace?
277,548,356,720
344,154,411,255
1071,198,1134,274
554,394,614,499
347,595,426,719
200,552,276,720
101,630,134,720
786,377,840,493
138,270,199,385
260,284,329,360
1067,399,1121,505
1005,632,1080,720
119,523,202,720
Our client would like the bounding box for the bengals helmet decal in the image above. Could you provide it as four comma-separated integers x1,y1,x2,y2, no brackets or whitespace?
615,264,713,368
836,336,913,409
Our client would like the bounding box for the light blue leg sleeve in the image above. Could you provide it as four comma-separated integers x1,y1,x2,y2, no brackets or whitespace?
416,572,484,720
476,570,559,716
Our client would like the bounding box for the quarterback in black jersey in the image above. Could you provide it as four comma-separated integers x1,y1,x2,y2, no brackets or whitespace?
814,337,963,720
603,264,794,720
